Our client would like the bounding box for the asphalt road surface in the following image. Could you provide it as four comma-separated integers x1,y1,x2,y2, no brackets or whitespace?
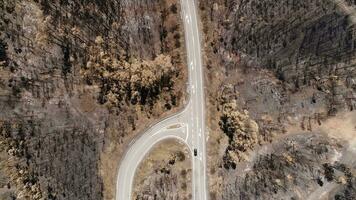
115,0,208,199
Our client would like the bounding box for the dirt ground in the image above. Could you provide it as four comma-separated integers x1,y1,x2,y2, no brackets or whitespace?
0,0,187,200
132,139,192,200
318,111,356,149
198,0,356,199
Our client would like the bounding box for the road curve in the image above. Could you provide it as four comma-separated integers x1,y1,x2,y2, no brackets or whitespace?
115,0,208,199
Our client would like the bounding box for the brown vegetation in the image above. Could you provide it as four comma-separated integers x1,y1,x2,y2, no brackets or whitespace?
199,0,356,199
84,39,179,109
133,140,192,200
0,0,186,199
219,97,259,167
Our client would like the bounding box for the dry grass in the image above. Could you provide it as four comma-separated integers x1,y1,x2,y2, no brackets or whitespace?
132,139,192,200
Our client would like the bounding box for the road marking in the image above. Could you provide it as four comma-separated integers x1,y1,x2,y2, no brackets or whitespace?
166,123,182,130
116,0,207,199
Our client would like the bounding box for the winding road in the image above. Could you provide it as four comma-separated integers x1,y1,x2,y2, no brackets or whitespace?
116,0,208,199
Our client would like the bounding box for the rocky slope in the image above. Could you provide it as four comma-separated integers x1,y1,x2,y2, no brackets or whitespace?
199,0,356,199
0,0,186,199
